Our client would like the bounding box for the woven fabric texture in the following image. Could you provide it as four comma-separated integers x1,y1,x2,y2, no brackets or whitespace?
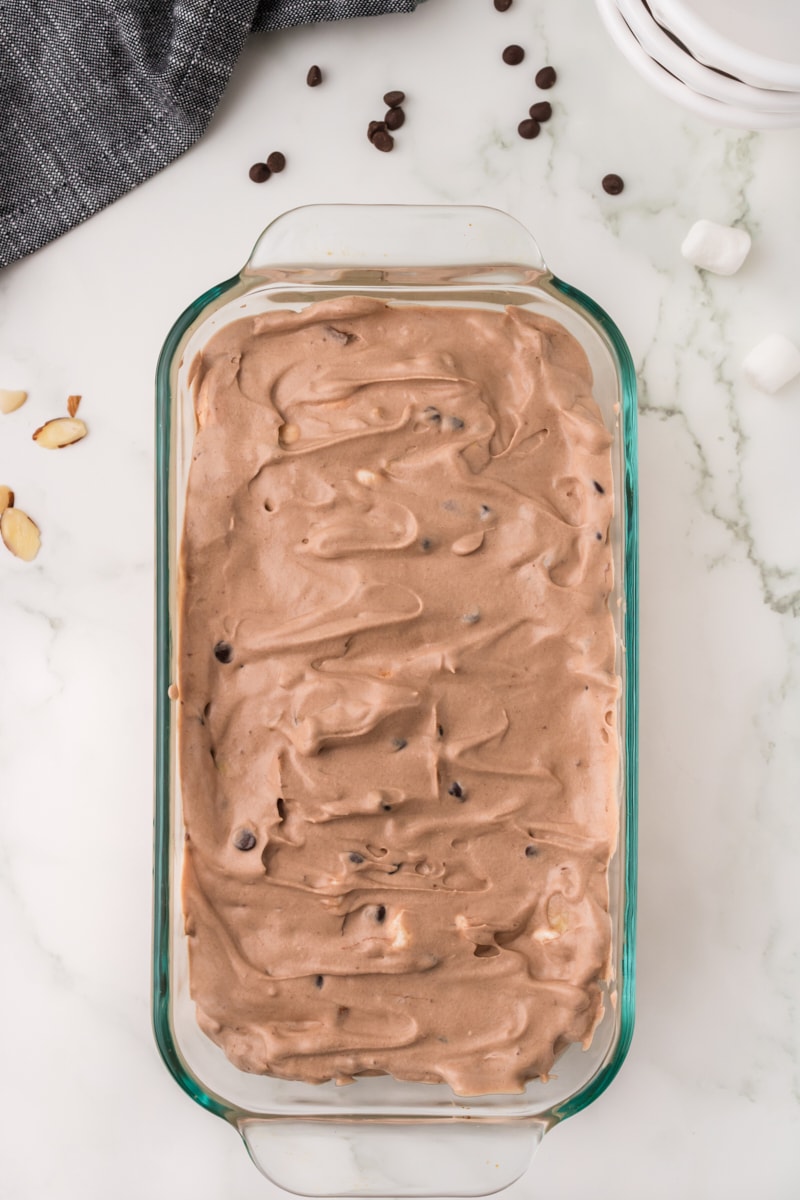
0,0,421,268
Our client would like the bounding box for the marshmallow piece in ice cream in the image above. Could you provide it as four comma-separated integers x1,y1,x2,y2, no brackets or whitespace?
681,219,751,276
742,333,800,394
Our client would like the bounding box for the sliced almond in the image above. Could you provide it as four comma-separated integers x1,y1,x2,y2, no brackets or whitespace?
67,394,82,417
1,507,41,561
0,485,14,515
0,388,28,414
32,416,88,449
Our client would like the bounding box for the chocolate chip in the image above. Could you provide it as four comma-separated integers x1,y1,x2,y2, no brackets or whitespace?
325,325,356,345
596,531,603,540
494,0,512,9
437,724,444,738
307,65,322,87
392,737,408,751
372,129,394,153
375,905,387,923
381,802,393,812
349,852,365,864
529,101,552,121
423,406,441,421
420,537,433,552
213,641,233,663
502,44,525,65
518,118,541,140
367,120,386,142
602,173,624,195
248,162,270,183
593,480,605,494
448,781,464,799
448,416,465,430
315,974,324,988
479,504,492,519
525,844,538,857
385,106,405,131
383,90,405,108
233,829,257,851
462,611,481,624
535,65,557,89
266,151,286,173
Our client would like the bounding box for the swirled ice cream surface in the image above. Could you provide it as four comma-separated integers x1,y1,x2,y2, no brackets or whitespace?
178,297,619,1097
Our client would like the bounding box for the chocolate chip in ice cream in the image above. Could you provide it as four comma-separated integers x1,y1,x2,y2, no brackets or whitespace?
248,162,270,183
375,905,387,923
383,90,405,108
420,537,433,552
385,106,405,131
518,118,541,140
213,640,234,663
525,843,539,857
529,100,552,122
593,480,606,494
314,974,325,988
307,65,322,87
349,852,365,864
392,737,408,751
266,151,286,173
448,781,465,799
602,173,625,195
502,44,525,65
448,416,465,430
535,65,557,88
423,406,441,422
233,829,257,851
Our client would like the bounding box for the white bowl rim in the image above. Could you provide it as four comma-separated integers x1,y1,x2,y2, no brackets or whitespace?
615,0,800,112
647,0,800,91
594,0,800,129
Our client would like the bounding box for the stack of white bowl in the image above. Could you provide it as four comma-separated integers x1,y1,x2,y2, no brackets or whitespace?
594,0,800,130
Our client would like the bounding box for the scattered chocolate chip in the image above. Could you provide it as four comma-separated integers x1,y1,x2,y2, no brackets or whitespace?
385,106,405,131
307,65,322,87
448,781,464,799
462,611,481,624
383,90,405,108
276,797,286,820
593,480,605,494
349,852,365,864
233,829,257,851
437,724,444,738
535,65,557,89
367,120,386,142
420,537,433,552
392,737,408,751
337,1006,349,1017
423,406,441,421
479,504,492,519
448,416,465,430
375,905,387,923
266,151,286,173
494,0,512,9
213,640,234,663
529,100,552,121
248,162,271,183
596,531,603,540
372,129,394,153
525,843,538,857
602,173,624,195
502,44,525,65
315,974,324,988
518,118,541,140
381,802,393,812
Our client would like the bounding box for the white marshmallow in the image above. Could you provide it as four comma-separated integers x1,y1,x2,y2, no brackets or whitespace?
742,334,800,394
681,219,751,275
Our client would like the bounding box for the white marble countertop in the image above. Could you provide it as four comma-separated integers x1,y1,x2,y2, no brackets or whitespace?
2,1,799,1197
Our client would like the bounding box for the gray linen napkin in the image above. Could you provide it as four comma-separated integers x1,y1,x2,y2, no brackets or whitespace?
0,0,422,268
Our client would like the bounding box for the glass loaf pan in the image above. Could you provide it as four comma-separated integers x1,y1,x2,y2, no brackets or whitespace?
153,204,638,1198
